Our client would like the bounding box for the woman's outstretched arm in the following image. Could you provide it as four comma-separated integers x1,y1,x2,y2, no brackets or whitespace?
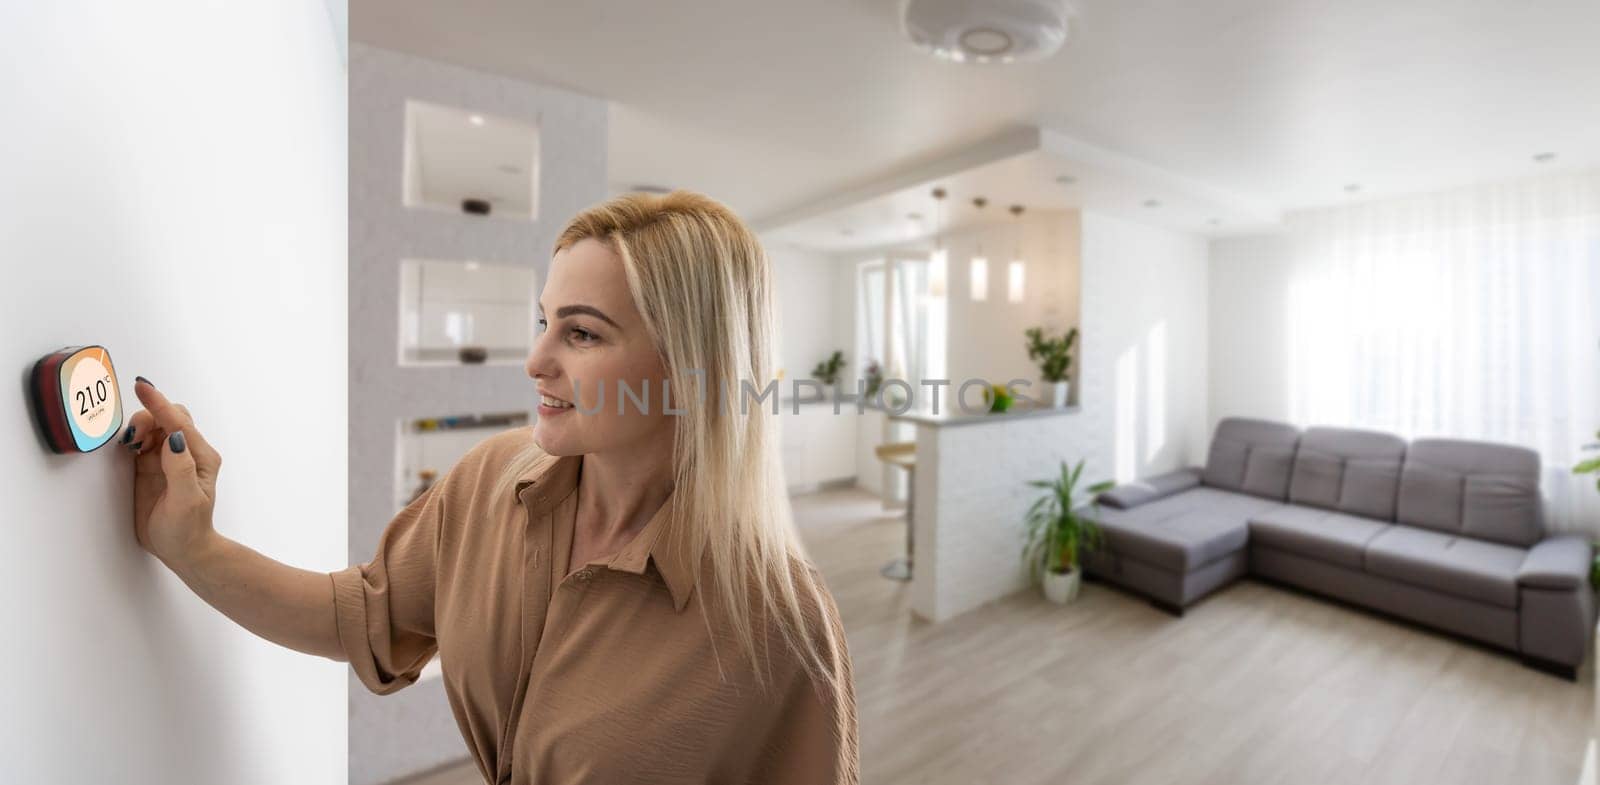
123,378,344,661
160,529,345,660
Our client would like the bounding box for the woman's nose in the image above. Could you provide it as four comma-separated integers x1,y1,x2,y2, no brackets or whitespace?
526,332,557,380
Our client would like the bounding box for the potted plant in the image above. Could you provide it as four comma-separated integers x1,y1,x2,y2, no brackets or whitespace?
980,382,1015,413
863,359,883,399
1575,430,1600,589
1022,459,1113,604
1025,326,1078,408
811,350,846,396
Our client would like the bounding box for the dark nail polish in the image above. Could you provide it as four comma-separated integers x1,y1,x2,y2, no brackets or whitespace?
136,375,155,389
120,424,136,444
169,432,186,454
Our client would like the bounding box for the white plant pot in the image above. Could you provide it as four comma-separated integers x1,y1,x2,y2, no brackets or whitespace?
1050,380,1071,408
1042,568,1082,604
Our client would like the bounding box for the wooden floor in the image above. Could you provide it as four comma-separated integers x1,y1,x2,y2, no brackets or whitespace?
399,487,1595,785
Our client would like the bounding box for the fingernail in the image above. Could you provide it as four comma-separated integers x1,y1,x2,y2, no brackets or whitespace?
120,424,136,444
169,432,186,454
136,375,155,389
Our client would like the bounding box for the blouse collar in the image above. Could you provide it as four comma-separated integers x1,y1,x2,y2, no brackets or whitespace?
517,453,696,612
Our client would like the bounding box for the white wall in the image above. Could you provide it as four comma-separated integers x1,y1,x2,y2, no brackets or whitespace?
833,253,863,385
1207,233,1294,432
1079,212,1211,481
769,242,843,381
1,2,347,783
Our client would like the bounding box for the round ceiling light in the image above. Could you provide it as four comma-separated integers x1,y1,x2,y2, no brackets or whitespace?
960,28,1014,57
902,0,1072,64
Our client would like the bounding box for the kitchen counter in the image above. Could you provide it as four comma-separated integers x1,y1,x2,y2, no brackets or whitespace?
890,396,1099,623
889,401,1081,428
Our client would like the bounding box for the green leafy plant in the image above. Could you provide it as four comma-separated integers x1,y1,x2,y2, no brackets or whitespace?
863,359,883,398
1024,326,1078,383
981,382,1015,413
811,350,846,386
1022,459,1114,582
1576,430,1600,492
1576,430,1600,589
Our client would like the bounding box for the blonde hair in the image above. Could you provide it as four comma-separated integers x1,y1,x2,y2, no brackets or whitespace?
494,190,851,740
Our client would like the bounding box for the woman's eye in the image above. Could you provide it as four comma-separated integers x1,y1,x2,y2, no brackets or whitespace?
534,317,596,345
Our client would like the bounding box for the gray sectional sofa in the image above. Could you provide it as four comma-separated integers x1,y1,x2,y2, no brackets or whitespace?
1081,417,1597,679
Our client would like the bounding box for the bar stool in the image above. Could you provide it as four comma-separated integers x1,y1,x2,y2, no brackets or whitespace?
874,441,916,581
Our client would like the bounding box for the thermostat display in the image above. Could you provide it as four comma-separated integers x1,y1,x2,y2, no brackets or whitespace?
30,345,125,453
66,349,117,440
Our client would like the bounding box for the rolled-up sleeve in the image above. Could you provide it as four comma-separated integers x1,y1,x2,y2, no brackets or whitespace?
330,480,444,695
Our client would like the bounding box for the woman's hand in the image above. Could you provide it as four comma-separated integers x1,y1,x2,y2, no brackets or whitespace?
122,378,223,567
114,377,344,660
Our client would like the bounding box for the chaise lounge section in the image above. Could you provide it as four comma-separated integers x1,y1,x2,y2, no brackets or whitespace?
1080,417,1597,679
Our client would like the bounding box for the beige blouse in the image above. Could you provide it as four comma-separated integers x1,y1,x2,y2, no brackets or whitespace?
330,427,859,784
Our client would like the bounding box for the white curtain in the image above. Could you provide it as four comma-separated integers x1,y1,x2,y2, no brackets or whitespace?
892,258,928,399
1283,170,1600,534
856,262,885,386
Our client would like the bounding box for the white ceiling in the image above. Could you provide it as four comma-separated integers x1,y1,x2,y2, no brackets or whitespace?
355,0,1600,233
762,126,1284,250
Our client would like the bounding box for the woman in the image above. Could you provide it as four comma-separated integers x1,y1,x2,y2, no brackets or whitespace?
121,191,859,784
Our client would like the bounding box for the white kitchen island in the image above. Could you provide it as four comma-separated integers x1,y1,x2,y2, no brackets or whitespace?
890,401,1095,623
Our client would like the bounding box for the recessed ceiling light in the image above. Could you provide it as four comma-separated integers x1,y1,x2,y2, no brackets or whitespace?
467,114,486,127
497,164,523,175
1344,183,1362,193
1533,152,1557,163
1055,175,1077,185
1143,199,1161,208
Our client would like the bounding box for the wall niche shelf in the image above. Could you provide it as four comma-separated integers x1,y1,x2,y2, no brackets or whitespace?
402,99,540,221
395,410,530,513
399,258,537,367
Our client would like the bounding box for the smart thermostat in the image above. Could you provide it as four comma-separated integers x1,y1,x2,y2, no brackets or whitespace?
30,345,125,453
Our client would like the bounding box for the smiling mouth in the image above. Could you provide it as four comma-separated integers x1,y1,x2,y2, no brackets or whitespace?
539,393,574,409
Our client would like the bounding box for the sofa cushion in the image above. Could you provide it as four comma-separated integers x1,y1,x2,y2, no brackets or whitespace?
1397,438,1543,547
1098,468,1203,509
1090,487,1279,572
1363,525,1525,609
1201,418,1301,501
1287,427,1407,521
1247,505,1392,570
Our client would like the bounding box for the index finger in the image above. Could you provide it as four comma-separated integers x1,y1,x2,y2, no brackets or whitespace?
131,380,220,460
132,378,191,434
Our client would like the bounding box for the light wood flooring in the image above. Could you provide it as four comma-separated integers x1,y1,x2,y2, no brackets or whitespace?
399,487,1595,785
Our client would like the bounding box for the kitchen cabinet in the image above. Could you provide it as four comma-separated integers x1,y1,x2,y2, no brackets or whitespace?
779,400,858,492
